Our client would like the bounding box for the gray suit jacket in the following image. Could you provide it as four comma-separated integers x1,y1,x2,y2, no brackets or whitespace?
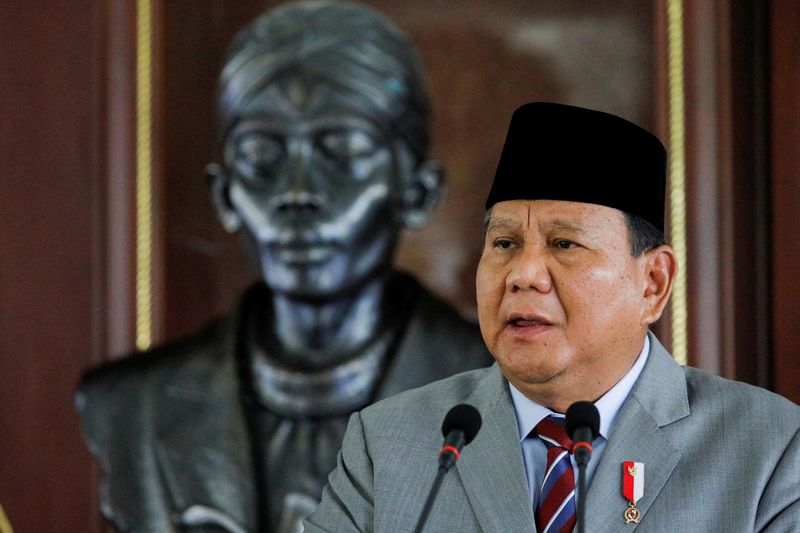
305,333,800,532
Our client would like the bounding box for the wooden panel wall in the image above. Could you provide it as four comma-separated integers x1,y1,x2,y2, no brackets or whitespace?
721,0,772,387
0,2,110,531
682,0,725,374
770,0,800,404
682,0,772,386
681,0,800,397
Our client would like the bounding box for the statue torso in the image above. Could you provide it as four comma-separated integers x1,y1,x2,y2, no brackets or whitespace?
76,273,492,532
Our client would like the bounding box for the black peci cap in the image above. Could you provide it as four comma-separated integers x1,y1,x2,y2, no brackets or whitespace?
485,102,667,231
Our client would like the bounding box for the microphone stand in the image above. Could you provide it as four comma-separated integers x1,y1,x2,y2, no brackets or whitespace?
415,429,464,532
414,405,481,532
566,401,599,533
577,461,588,533
413,465,446,533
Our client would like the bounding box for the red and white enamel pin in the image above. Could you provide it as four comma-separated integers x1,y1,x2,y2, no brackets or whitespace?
622,461,644,524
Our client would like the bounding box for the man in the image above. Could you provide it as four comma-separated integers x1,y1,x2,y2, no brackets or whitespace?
75,2,489,532
305,102,800,532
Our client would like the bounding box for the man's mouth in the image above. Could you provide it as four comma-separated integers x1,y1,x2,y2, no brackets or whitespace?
506,313,555,329
504,313,555,340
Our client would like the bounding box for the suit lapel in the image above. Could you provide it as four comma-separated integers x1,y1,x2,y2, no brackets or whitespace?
455,365,536,532
585,395,682,529
585,333,689,530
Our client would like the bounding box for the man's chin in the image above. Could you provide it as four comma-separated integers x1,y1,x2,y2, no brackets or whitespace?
503,366,563,388
495,347,570,386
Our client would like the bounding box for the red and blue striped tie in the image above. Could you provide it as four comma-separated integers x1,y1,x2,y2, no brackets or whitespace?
534,415,576,533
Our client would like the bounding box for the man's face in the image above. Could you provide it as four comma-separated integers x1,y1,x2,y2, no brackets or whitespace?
476,199,650,400
223,75,403,298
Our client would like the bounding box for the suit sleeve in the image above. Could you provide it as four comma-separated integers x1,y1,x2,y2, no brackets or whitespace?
304,411,375,532
757,425,800,532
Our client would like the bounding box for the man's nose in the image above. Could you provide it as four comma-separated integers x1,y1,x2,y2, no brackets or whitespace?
506,245,552,293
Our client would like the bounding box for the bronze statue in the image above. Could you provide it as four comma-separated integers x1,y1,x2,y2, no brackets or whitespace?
76,2,490,531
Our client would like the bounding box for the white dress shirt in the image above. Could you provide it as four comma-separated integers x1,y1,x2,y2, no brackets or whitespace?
509,335,650,507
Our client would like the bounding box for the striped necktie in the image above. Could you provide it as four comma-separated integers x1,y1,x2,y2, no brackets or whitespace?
534,415,576,533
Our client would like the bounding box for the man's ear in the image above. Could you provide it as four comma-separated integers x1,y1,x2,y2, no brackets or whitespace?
395,147,445,229
641,244,678,325
206,163,242,233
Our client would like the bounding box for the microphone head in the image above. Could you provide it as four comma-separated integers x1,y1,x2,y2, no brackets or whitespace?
565,401,600,441
441,404,482,445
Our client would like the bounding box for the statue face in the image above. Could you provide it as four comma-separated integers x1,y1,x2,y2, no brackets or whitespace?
222,75,404,298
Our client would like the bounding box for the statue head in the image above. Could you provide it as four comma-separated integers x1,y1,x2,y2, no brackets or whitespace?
209,0,443,299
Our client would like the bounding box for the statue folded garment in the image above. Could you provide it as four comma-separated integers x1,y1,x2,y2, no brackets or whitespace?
75,2,491,532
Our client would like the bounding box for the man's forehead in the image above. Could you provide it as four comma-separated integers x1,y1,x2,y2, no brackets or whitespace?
487,199,624,231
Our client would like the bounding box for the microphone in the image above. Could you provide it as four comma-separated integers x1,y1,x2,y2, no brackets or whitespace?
565,401,600,533
566,401,600,466
414,404,482,533
438,403,482,470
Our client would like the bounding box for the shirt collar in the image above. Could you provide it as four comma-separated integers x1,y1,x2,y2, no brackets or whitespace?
508,335,650,442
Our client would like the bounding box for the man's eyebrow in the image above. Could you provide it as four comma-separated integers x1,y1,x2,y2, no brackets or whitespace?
485,217,522,233
545,219,587,233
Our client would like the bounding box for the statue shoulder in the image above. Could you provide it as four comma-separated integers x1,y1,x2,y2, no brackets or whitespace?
80,318,224,389
376,278,492,399
74,318,229,449
409,283,490,363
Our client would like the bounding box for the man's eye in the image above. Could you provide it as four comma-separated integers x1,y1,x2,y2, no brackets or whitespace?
494,239,514,249
555,239,576,250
